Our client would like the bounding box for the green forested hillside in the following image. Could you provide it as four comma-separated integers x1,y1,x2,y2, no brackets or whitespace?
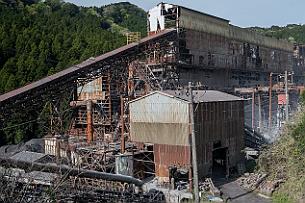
249,24,305,44
0,0,146,94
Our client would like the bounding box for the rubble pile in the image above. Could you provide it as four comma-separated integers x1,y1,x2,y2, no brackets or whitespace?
258,180,283,196
237,173,267,190
237,173,284,196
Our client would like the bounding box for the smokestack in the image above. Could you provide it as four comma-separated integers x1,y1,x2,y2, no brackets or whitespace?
86,100,93,144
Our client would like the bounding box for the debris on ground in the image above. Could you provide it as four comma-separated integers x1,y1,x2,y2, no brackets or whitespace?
199,178,224,202
237,173,284,196
207,195,224,202
237,173,267,190
258,179,284,196
199,178,221,196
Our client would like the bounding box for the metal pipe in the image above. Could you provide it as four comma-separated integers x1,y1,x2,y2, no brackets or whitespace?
86,100,93,143
285,71,289,121
0,157,143,186
258,92,262,133
252,89,255,130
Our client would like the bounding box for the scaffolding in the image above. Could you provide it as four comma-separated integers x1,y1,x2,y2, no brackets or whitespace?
126,32,141,44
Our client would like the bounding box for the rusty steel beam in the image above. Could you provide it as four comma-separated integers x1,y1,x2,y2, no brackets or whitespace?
86,100,93,143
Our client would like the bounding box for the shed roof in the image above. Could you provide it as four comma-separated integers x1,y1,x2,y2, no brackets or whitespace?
129,90,243,104
10,151,48,163
166,90,243,103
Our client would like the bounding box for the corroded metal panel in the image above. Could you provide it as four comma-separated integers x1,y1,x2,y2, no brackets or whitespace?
130,92,189,123
154,144,191,178
129,92,190,146
179,7,229,38
184,29,292,73
179,7,292,52
194,100,245,177
77,77,105,101
130,122,190,146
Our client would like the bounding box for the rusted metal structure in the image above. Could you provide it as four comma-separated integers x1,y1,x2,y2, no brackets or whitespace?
148,3,294,90
0,29,177,119
129,90,245,181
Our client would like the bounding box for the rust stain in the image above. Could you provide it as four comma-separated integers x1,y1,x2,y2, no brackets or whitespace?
154,144,191,178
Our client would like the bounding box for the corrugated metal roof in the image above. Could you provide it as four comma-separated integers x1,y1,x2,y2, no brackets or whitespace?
166,90,244,103
10,151,47,163
129,90,243,104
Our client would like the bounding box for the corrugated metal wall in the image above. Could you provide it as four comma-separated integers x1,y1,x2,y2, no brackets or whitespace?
129,92,190,146
184,29,292,73
179,7,292,51
154,144,191,178
194,100,245,178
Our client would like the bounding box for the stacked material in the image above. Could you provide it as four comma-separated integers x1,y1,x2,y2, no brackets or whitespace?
237,173,284,196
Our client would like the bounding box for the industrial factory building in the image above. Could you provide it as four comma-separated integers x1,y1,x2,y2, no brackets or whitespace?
1,1,303,202
148,3,294,90
129,90,245,180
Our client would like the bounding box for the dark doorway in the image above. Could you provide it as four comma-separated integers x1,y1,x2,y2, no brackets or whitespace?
212,144,228,178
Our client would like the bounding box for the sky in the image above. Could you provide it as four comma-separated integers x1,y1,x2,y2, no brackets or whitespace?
66,0,305,28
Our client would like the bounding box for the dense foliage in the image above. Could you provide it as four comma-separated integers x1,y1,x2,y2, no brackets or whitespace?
249,24,305,44
0,0,146,94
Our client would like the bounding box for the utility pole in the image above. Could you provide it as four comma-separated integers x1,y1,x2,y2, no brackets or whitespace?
252,89,255,130
269,73,272,134
189,82,199,203
285,71,289,122
258,91,262,133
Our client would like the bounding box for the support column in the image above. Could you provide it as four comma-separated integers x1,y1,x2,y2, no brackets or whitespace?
269,73,273,133
252,89,255,130
120,96,125,154
86,100,93,144
285,71,289,122
258,92,262,132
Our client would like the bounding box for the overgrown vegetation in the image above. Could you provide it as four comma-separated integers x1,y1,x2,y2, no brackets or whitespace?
258,91,305,202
